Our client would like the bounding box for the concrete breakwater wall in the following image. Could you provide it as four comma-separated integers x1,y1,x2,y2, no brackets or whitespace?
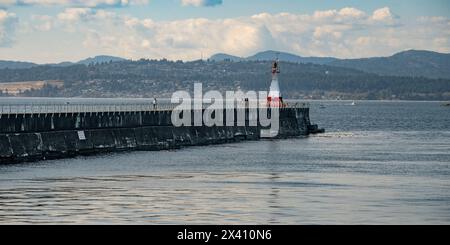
0,107,316,164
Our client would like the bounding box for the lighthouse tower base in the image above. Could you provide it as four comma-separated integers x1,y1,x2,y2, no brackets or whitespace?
267,77,283,107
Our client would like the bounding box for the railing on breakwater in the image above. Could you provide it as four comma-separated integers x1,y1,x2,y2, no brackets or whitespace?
0,101,310,115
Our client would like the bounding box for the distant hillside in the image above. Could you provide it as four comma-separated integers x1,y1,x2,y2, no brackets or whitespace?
0,59,449,100
46,61,75,67
2,50,449,80
210,49,450,79
49,55,127,67
0,60,37,69
246,50,337,64
329,50,450,79
209,53,243,62
210,50,337,65
0,55,127,69
77,55,126,65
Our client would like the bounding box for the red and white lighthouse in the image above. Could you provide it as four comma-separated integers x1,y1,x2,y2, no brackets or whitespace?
267,59,283,107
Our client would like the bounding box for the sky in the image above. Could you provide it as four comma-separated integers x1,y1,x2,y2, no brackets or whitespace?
0,0,449,63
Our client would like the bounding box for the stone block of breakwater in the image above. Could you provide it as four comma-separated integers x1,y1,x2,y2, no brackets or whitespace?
0,107,321,164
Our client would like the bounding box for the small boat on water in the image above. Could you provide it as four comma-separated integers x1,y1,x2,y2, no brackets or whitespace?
351,100,356,106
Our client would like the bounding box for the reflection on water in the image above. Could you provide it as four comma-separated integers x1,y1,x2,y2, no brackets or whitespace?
0,101,449,224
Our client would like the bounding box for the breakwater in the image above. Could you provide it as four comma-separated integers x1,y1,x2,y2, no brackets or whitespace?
0,105,322,164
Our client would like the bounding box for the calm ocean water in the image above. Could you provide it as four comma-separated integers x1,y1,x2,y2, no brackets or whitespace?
0,100,449,224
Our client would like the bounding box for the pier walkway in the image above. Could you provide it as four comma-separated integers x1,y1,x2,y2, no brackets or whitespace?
0,100,309,115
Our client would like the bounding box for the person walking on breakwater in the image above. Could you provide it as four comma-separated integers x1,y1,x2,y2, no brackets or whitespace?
153,98,157,109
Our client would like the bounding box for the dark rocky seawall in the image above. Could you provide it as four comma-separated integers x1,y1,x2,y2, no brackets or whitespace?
0,108,321,164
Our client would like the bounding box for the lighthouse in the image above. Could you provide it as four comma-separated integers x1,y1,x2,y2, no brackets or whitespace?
267,59,283,107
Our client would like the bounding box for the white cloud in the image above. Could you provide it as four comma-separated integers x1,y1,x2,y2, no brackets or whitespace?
51,6,449,59
57,8,95,21
181,0,222,7
6,6,450,62
313,9,338,20
0,9,18,47
372,7,393,21
80,16,273,60
141,39,150,48
339,7,366,18
313,26,343,40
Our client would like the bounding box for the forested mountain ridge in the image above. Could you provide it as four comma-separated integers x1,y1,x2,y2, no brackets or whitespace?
330,50,450,79
0,59,448,100
211,49,450,79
